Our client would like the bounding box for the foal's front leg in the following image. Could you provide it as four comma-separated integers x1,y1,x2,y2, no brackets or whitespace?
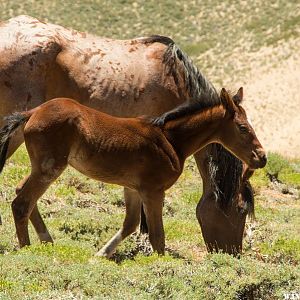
96,188,142,258
140,190,165,255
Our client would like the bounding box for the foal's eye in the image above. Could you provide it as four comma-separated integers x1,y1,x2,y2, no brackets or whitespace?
238,125,248,134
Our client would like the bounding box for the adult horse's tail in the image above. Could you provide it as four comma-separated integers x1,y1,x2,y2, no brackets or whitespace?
0,113,30,173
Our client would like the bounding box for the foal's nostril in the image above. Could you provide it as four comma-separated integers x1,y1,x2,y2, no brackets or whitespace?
253,148,267,167
257,151,267,167
261,154,267,164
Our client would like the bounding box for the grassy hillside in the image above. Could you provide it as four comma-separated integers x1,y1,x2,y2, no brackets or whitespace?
0,0,300,299
0,0,299,84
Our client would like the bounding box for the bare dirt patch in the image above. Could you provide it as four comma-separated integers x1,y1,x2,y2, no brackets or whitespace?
231,38,300,157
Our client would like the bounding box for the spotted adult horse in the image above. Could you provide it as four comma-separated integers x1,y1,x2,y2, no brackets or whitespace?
0,15,256,254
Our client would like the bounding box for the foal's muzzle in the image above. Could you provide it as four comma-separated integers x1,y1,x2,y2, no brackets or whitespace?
251,148,267,168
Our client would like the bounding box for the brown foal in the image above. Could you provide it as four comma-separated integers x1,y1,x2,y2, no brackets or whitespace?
0,88,266,257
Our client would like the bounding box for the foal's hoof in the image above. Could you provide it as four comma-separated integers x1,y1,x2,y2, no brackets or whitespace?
95,250,109,258
88,250,110,263
95,248,114,259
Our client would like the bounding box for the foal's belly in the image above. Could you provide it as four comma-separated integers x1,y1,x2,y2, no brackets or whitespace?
68,150,143,190
67,144,178,192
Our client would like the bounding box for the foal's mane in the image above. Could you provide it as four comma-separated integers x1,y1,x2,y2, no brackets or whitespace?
142,35,220,126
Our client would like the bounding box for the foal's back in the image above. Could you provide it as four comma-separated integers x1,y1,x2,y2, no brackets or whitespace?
24,98,178,190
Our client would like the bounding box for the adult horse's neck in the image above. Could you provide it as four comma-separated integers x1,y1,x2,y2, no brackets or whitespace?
163,105,226,160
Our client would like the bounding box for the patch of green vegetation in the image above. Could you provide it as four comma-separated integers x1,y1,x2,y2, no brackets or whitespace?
181,189,201,205
281,173,300,188
18,243,93,263
165,219,199,242
0,279,14,291
255,203,280,222
123,253,174,266
183,41,214,56
251,152,300,189
260,237,300,262
265,152,291,178
0,240,299,299
58,217,115,243
250,168,269,189
55,184,76,198
243,0,300,50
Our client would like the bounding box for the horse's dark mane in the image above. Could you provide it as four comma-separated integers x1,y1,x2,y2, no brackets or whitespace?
207,144,254,216
142,36,220,126
208,144,243,208
163,42,219,102
142,35,175,46
150,99,221,126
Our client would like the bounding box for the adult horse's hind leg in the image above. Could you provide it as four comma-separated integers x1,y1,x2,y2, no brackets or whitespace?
96,188,142,258
15,175,53,243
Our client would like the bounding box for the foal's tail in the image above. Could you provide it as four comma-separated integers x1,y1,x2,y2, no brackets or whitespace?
0,112,31,173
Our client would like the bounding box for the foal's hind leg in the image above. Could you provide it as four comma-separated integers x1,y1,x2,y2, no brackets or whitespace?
12,155,66,248
12,173,53,247
16,175,53,243
96,188,142,258
30,206,53,243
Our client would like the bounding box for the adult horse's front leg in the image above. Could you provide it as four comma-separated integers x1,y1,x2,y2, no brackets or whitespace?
140,189,165,255
96,188,142,258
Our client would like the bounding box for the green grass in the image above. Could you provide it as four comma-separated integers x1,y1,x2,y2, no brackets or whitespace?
260,237,300,262
0,249,299,299
251,152,300,190
0,146,299,299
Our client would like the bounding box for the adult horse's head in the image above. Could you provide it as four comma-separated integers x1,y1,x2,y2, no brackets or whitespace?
219,87,267,169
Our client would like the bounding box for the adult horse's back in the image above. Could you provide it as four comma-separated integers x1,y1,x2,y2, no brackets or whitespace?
0,15,183,154
0,15,251,255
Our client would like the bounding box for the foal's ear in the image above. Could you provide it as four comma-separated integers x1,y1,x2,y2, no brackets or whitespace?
232,87,243,105
220,88,235,115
